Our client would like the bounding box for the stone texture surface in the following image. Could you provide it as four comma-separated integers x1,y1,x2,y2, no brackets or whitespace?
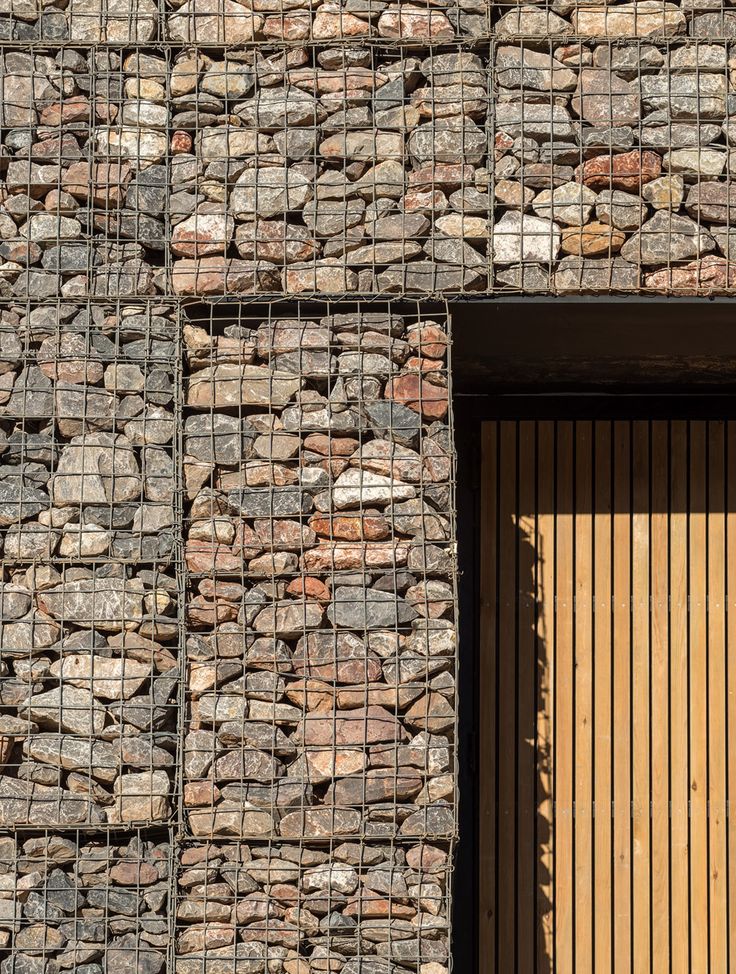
0,562,178,826
182,310,455,839
0,43,733,295
0,18,728,974
0,833,170,973
0,52,167,298
491,40,736,293
175,840,451,974
0,302,176,563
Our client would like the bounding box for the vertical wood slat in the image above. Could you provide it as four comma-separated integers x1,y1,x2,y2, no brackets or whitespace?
497,423,517,972
727,423,736,969
708,421,728,972
593,421,613,974
612,421,632,974
536,423,555,974
650,421,670,974
690,422,709,974
574,422,593,974
480,417,735,974
632,422,651,974
517,422,536,974
670,421,690,974
478,422,497,974
555,422,574,974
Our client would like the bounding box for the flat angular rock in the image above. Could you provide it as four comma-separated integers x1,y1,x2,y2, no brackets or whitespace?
187,365,301,409
168,0,262,42
37,577,145,630
572,67,640,127
620,211,715,264
327,587,416,629
491,212,561,264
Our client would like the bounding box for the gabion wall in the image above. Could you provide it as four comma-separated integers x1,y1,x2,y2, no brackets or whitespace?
0,297,456,974
0,3,728,973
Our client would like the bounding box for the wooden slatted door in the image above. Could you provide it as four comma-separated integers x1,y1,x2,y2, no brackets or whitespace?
479,419,735,974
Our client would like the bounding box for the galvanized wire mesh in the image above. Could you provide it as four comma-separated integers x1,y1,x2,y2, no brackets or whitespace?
0,829,175,974
181,301,457,841
175,838,453,974
164,39,736,296
0,47,168,298
0,298,182,829
0,39,734,295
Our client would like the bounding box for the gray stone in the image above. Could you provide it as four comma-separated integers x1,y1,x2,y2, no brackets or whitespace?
620,211,716,264
328,587,416,630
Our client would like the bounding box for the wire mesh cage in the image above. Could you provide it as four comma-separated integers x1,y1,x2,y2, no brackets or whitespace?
166,37,736,297
0,829,174,974
0,561,181,827
0,299,179,565
175,838,452,974
489,37,736,294
181,301,456,840
0,297,182,829
168,43,493,298
0,0,160,43
164,1,489,45
0,47,168,299
2,38,734,298
491,1,733,40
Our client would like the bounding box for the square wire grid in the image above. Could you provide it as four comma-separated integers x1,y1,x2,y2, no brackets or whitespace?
175,838,453,974
489,37,736,294
0,828,174,974
0,46,168,300
0,298,183,830
181,301,457,841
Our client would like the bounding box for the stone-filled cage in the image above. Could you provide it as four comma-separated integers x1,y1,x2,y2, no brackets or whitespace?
0,0,732,971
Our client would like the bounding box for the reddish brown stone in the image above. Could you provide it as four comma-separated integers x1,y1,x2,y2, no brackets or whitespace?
344,895,417,918
408,164,475,192
303,541,409,572
198,579,244,601
404,692,455,733
308,513,389,541
294,632,383,685
184,780,221,807
110,861,160,886
644,255,736,293
495,131,514,159
239,920,300,949
185,541,246,574
253,518,316,550
404,356,444,374
172,258,280,296
171,130,194,154
403,189,448,214
40,95,91,126
286,577,331,602
406,324,448,360
187,595,238,627
385,373,449,420
278,807,362,837
63,161,132,209
576,150,662,192
263,11,311,40
284,678,336,713
301,706,405,746
406,845,448,870
304,434,359,457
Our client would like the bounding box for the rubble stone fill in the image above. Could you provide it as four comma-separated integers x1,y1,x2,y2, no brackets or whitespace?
0,0,725,970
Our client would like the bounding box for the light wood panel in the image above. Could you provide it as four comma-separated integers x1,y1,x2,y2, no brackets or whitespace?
479,418,735,974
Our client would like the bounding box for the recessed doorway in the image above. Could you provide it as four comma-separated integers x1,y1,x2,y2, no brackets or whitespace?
454,390,736,974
